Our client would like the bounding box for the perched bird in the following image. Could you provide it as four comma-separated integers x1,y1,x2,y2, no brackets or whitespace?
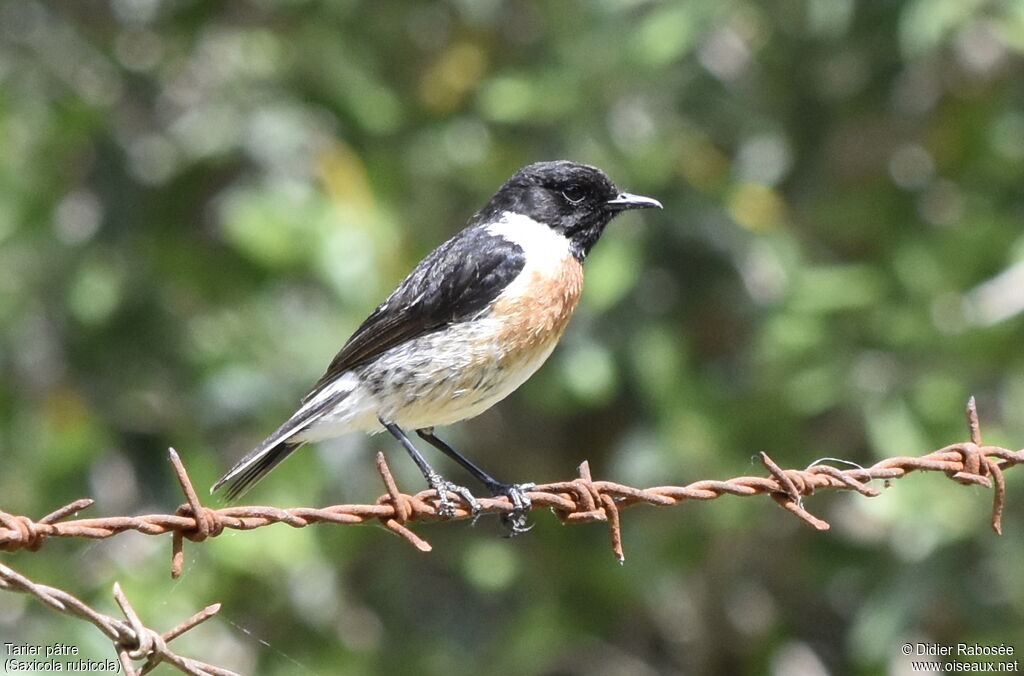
212,160,662,531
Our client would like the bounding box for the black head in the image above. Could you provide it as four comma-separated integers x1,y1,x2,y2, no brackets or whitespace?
474,160,662,260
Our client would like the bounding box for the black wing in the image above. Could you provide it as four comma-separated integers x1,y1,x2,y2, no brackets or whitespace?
304,225,526,399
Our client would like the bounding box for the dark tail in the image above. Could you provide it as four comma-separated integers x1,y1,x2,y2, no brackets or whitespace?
212,438,304,501
212,382,350,500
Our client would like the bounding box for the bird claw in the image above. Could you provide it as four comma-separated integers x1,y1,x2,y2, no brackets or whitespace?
427,472,480,519
493,482,535,537
426,474,534,536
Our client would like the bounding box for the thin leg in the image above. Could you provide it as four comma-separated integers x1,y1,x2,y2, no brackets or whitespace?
379,417,479,518
416,428,503,491
417,427,535,535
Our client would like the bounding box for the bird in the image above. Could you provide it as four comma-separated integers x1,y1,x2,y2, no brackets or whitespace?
211,160,662,532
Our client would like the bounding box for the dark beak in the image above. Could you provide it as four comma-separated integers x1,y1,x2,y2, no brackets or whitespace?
606,192,663,212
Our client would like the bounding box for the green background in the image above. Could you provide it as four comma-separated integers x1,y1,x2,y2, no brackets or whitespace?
2,0,1023,674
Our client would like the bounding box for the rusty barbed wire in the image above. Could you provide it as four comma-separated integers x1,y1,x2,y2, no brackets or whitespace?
1,398,1020,571
0,562,235,676
1,398,1021,676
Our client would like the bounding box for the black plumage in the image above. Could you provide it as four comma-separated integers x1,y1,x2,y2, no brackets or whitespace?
472,160,621,260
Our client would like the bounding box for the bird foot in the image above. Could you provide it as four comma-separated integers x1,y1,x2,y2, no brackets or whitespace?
427,471,480,519
489,482,536,536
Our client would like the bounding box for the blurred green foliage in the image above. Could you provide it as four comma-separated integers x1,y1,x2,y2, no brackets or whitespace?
2,0,1024,674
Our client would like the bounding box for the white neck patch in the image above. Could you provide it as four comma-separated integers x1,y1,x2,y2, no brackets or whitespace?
486,212,572,270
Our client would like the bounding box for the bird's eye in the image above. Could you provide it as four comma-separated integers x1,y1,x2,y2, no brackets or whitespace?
561,185,586,204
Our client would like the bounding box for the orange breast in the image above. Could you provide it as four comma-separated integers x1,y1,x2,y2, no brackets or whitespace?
490,254,584,360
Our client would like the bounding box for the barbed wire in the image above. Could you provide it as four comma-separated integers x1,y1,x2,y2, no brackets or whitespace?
1,398,1020,573
1,398,1021,675
0,562,236,676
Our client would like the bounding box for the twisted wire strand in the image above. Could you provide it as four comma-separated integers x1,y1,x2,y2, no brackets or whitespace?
1,399,1019,570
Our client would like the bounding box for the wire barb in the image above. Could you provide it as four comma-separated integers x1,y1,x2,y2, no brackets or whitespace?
0,563,234,676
